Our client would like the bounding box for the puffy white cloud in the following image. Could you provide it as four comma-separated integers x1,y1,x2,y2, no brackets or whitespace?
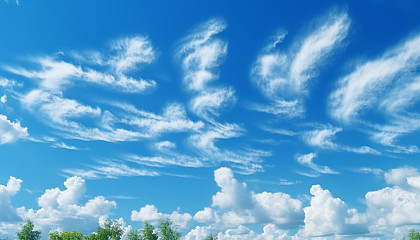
16,176,116,235
1,95,6,103
131,204,192,229
296,153,339,176
194,207,218,224
198,167,303,228
298,185,367,238
212,167,253,210
384,166,419,188
0,177,22,222
0,114,28,144
251,10,350,117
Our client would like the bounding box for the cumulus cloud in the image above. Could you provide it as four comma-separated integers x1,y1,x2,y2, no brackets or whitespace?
0,177,23,222
298,185,367,238
16,176,116,234
0,114,28,144
199,167,303,228
131,204,192,229
251,10,350,117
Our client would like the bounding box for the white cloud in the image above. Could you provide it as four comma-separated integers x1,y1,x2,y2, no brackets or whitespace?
0,114,28,144
330,34,420,123
121,102,204,135
1,95,7,103
62,160,160,179
212,167,253,210
351,167,384,175
384,166,419,189
329,32,420,152
186,224,290,240
202,167,303,228
190,87,236,120
109,36,156,74
0,77,20,88
303,125,341,149
251,10,350,117
249,99,304,118
131,204,192,229
155,140,176,151
302,124,381,155
194,207,218,224
0,177,22,222
177,18,227,91
14,176,116,236
298,185,367,238
296,153,339,176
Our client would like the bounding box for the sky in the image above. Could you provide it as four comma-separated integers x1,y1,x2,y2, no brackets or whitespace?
1,0,420,239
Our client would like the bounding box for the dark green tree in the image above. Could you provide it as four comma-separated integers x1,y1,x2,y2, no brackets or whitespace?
48,230,83,240
402,229,420,240
158,219,180,240
204,234,217,240
48,231,62,240
96,219,124,240
126,230,140,240
17,220,41,240
141,222,157,240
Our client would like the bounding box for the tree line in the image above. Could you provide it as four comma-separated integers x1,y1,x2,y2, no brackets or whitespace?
5,219,217,240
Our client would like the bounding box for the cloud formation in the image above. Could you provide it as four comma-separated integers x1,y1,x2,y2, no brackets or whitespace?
0,114,28,144
251,10,350,117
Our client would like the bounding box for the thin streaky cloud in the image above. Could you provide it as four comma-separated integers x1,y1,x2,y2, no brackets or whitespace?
296,153,339,176
251,10,350,117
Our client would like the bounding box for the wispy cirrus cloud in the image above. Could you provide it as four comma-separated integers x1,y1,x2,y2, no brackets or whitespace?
177,18,236,121
177,18,227,91
296,153,339,177
4,36,157,100
329,33,420,153
251,10,350,117
302,124,380,155
62,160,160,179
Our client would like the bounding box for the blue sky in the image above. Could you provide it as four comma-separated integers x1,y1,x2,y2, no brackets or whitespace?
1,1,420,239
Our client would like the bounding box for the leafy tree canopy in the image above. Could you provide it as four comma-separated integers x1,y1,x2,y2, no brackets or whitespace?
17,220,41,240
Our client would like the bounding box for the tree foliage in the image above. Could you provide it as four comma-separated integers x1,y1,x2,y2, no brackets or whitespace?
84,219,124,240
17,220,41,240
158,219,181,240
402,229,420,240
141,222,158,240
49,230,84,240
